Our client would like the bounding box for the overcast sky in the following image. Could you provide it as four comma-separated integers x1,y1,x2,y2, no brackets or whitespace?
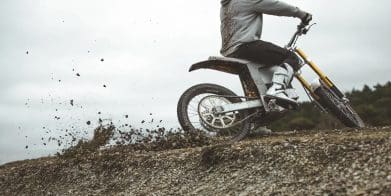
1,0,390,164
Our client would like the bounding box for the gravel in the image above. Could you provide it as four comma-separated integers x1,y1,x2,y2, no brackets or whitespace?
0,127,390,195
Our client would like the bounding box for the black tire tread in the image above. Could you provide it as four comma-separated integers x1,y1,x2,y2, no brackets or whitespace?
315,86,365,128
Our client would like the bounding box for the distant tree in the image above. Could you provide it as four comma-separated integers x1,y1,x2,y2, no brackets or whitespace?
288,117,316,130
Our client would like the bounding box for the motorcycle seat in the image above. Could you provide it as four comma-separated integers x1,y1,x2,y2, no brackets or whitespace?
208,56,250,65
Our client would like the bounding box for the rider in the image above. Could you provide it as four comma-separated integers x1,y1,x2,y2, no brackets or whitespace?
220,0,312,105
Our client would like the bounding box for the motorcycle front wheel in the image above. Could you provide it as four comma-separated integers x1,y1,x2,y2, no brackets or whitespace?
177,83,252,141
314,84,365,128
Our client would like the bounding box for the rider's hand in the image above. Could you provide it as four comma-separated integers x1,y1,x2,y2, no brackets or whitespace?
300,12,312,25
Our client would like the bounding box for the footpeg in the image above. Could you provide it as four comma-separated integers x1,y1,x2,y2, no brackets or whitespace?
267,99,286,112
265,96,298,110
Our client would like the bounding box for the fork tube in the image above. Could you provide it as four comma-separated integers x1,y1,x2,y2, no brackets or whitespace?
295,48,333,87
295,48,345,98
295,74,319,99
295,74,311,91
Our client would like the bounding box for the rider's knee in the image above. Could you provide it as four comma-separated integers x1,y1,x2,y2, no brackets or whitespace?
283,52,301,71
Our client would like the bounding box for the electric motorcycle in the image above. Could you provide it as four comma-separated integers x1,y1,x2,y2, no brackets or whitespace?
177,22,365,141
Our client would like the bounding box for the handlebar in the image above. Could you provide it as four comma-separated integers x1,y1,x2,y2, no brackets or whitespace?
297,22,316,35
286,22,316,48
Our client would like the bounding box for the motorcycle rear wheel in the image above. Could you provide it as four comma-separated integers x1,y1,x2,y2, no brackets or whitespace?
314,84,365,128
177,83,251,141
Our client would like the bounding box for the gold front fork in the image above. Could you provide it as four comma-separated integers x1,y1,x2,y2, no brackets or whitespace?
295,73,320,99
293,48,345,100
295,48,335,89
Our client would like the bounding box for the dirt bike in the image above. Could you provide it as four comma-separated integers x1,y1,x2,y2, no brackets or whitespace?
177,22,365,141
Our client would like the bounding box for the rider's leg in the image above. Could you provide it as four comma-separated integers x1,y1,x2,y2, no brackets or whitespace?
283,50,302,72
228,40,301,104
265,63,297,104
228,40,289,66
228,40,301,72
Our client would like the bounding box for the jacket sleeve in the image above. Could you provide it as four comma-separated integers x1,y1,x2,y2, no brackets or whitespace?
252,0,306,18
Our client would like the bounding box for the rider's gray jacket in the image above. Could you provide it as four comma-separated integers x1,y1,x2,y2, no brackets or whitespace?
220,0,306,56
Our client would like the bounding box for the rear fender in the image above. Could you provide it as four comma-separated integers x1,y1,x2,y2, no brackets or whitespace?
189,56,249,75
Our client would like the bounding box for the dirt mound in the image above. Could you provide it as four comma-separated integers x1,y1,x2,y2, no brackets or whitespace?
60,124,217,160
1,127,391,195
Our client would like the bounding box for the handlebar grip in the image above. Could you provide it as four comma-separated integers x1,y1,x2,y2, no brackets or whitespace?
298,23,306,30
302,13,313,25
297,23,309,35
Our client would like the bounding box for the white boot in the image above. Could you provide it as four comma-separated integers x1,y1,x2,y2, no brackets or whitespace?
265,65,297,106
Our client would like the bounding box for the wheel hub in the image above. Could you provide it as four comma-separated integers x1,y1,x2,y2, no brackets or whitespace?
198,95,237,129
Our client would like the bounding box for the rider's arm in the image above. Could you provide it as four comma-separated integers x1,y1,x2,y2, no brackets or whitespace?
252,0,307,19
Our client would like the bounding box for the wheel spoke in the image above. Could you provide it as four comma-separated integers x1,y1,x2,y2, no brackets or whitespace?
225,115,234,121
221,119,227,127
211,118,216,126
201,113,212,120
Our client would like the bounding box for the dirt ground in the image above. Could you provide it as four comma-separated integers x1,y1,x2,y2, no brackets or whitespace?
1,126,390,195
